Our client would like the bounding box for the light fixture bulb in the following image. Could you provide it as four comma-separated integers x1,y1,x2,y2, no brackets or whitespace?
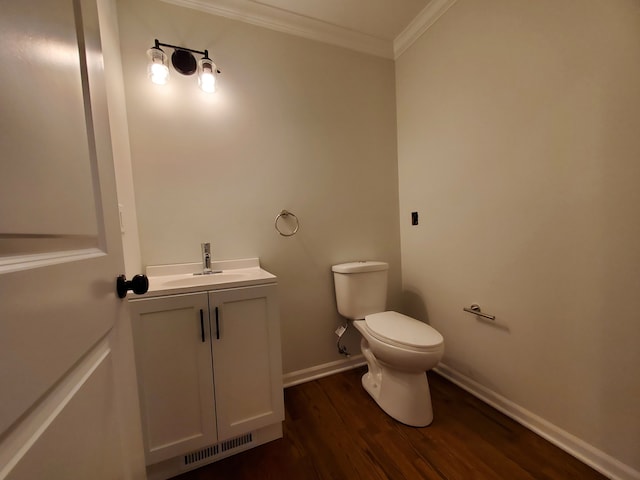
198,57,218,93
147,47,169,85
200,71,216,93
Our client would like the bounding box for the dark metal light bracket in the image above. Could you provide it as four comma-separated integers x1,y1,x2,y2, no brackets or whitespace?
153,39,221,75
172,49,197,75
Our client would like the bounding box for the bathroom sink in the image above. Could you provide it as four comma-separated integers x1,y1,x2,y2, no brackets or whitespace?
162,272,251,287
142,258,277,297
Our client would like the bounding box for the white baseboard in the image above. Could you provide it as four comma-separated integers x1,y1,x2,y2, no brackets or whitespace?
283,355,366,388
434,363,640,480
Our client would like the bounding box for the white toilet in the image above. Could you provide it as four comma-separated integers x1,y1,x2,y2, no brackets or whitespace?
332,261,444,427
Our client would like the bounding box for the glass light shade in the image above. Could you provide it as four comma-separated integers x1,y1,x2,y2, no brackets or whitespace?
198,57,217,93
147,47,169,85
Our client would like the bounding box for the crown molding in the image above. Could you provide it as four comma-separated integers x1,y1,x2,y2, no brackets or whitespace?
160,0,456,60
393,0,457,59
160,0,394,59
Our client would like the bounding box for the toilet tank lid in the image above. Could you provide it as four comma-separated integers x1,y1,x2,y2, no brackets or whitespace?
332,261,389,273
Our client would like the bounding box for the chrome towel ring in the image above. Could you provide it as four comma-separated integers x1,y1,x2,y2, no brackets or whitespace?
275,210,299,237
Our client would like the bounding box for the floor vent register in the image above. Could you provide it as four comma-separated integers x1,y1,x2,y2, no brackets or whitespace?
183,433,254,466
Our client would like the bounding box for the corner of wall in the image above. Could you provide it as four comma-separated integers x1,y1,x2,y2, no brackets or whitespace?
393,0,458,59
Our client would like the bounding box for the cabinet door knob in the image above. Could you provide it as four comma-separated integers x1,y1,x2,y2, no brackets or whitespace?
116,274,149,298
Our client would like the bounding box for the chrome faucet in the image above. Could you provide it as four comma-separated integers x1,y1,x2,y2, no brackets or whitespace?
201,242,212,274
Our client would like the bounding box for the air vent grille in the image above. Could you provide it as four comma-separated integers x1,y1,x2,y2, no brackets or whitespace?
184,445,218,465
220,433,253,452
183,433,254,466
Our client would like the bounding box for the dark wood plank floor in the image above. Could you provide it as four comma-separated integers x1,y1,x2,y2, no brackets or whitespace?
173,367,608,480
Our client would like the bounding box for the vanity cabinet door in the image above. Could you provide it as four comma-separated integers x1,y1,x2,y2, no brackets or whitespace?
129,293,217,465
209,284,284,441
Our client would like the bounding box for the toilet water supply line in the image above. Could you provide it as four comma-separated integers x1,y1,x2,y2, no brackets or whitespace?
335,322,350,357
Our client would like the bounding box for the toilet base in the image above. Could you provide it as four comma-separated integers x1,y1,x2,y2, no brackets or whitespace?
361,365,433,427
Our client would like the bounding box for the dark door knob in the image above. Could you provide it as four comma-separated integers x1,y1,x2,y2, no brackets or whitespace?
116,274,149,298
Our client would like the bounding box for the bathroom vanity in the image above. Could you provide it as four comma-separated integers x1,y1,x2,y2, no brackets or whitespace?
128,258,284,480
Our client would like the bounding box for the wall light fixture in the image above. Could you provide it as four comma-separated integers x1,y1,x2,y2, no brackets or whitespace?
146,39,221,93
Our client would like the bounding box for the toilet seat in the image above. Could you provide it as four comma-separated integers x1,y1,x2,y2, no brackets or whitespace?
364,311,443,352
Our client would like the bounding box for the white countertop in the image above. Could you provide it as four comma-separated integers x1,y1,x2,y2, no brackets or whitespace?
134,258,277,298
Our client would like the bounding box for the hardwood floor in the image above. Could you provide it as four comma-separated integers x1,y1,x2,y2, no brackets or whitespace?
173,367,608,480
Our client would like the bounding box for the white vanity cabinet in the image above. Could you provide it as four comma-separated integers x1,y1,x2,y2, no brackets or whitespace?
129,281,284,479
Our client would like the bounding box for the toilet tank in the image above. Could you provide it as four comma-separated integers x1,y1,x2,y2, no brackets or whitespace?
332,261,389,320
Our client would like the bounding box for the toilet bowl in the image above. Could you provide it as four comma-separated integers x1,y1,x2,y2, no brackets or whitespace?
332,261,444,427
353,311,443,426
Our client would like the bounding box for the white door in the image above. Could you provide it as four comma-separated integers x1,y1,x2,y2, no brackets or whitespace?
0,0,143,478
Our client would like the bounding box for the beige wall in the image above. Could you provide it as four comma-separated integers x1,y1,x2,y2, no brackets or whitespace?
396,0,640,473
116,0,401,374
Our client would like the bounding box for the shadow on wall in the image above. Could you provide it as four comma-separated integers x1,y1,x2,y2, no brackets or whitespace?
401,288,430,324
401,288,506,394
